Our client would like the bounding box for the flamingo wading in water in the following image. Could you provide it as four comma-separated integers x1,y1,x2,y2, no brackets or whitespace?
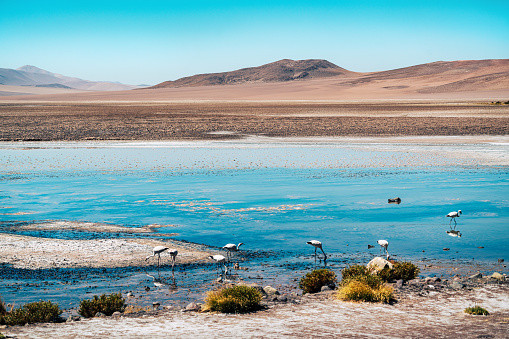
222,242,243,261
208,255,228,275
377,240,389,259
145,246,169,267
447,210,462,225
307,240,327,260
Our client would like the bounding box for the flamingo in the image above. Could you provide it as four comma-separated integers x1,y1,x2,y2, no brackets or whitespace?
208,254,228,274
145,246,169,267
447,210,462,225
307,240,327,260
222,242,243,261
377,240,389,259
168,249,178,270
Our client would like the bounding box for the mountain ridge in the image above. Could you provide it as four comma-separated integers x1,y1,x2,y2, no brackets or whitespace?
0,66,143,91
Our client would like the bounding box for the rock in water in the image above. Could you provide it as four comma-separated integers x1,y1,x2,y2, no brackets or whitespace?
367,257,393,274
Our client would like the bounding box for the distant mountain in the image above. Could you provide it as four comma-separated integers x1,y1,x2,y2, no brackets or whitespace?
0,66,142,91
150,59,356,88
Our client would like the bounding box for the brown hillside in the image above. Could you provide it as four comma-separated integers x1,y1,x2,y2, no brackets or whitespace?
150,59,356,88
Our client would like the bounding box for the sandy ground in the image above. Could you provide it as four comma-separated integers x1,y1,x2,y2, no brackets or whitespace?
0,221,214,269
2,284,508,338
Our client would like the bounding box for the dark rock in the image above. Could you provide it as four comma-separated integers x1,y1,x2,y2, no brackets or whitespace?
153,302,160,310
443,248,450,251
95,312,106,318
279,296,288,302
498,259,504,263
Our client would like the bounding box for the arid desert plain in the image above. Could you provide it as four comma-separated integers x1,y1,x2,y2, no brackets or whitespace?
1,67,509,338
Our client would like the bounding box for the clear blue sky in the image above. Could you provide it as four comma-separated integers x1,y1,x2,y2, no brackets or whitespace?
1,1,508,85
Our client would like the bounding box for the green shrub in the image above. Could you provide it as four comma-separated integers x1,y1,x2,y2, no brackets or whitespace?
0,301,62,326
378,262,420,282
298,269,337,294
465,306,489,315
341,265,369,280
205,285,262,313
78,293,126,318
505,101,509,105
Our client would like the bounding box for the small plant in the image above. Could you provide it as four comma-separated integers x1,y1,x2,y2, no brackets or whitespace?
78,293,126,318
465,306,489,315
204,285,262,313
336,280,395,303
378,262,420,282
298,269,337,294
0,301,63,326
341,265,369,280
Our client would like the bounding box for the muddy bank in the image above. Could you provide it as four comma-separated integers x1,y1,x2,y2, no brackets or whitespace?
2,282,508,338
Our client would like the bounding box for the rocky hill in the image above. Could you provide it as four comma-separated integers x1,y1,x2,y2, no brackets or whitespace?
150,59,356,88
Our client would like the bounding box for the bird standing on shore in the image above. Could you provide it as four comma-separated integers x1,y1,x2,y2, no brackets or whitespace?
307,240,327,260
447,210,462,225
377,240,390,259
222,242,243,261
145,246,169,267
208,254,228,274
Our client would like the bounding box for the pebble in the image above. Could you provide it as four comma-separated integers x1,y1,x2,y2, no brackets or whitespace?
450,281,464,289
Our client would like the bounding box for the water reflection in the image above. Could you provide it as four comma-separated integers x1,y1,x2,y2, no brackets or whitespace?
145,271,178,291
446,224,462,238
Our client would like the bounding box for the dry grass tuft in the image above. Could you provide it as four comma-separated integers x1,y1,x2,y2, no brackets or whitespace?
205,285,262,314
336,280,395,303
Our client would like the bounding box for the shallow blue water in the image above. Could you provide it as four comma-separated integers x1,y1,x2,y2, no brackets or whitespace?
1,141,508,312
1,141,508,262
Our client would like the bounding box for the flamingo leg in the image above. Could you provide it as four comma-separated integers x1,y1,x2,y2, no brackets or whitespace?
320,248,327,260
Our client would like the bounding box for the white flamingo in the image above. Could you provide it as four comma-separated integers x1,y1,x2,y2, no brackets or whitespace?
145,246,169,267
208,254,228,274
377,240,390,259
168,249,178,270
447,210,462,225
222,242,243,261
307,240,327,260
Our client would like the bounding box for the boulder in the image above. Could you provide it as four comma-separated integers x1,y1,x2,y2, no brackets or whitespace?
95,312,106,318
450,281,464,289
263,286,280,296
112,312,122,317
469,272,483,279
395,279,404,288
184,302,201,312
491,272,505,281
278,295,288,302
367,257,393,274
66,315,81,322
321,286,332,292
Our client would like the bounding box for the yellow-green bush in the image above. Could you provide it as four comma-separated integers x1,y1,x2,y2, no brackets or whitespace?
0,301,63,325
298,269,337,294
78,293,126,318
205,285,262,313
465,306,489,316
336,280,395,303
